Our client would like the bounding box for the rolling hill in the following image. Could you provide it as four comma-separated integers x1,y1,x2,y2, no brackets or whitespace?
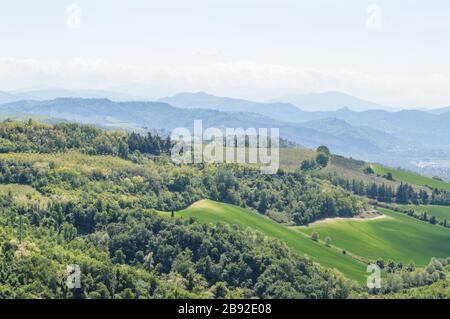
371,164,450,191
3,96,450,181
160,199,368,282
0,98,402,160
397,205,450,223
158,92,450,181
279,148,400,189
160,200,450,283
0,118,449,298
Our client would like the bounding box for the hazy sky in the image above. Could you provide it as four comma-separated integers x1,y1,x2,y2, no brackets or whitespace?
1,0,450,107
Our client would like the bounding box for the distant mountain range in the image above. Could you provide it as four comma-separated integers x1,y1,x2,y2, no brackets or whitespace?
0,88,442,113
0,89,142,104
0,98,403,159
270,91,391,112
429,106,450,115
159,91,450,148
159,91,391,113
159,91,401,124
159,91,312,123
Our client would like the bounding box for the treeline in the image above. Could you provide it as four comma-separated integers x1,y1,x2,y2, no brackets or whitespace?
376,202,449,228
327,172,450,206
0,119,171,158
0,192,352,299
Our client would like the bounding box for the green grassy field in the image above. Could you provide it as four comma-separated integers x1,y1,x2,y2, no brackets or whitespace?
279,148,399,188
371,164,450,191
398,205,450,222
160,200,368,282
297,208,450,266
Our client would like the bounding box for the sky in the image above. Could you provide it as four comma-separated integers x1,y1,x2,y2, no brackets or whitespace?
1,0,450,108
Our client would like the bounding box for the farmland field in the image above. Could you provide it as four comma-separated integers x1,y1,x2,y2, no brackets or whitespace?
159,200,450,283
279,148,399,187
159,199,368,282
371,164,450,191
297,208,450,266
279,147,316,170
397,205,450,222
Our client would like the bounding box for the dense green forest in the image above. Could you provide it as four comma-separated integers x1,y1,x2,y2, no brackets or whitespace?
0,120,449,299
0,198,351,298
0,119,171,157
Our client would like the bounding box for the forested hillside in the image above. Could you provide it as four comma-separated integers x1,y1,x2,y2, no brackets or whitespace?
0,120,364,298
0,120,365,225
0,193,351,298
0,120,449,299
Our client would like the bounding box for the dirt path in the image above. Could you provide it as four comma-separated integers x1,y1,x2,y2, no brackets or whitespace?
306,214,388,227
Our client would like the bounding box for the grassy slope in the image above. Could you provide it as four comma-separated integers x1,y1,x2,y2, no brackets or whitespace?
297,208,450,266
371,164,450,191
280,148,398,187
280,148,450,193
279,147,316,170
398,205,450,222
160,200,370,283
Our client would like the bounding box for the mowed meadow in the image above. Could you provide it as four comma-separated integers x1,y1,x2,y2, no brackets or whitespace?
160,199,450,283
297,208,450,266
159,199,368,282
371,164,450,191
397,204,450,222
